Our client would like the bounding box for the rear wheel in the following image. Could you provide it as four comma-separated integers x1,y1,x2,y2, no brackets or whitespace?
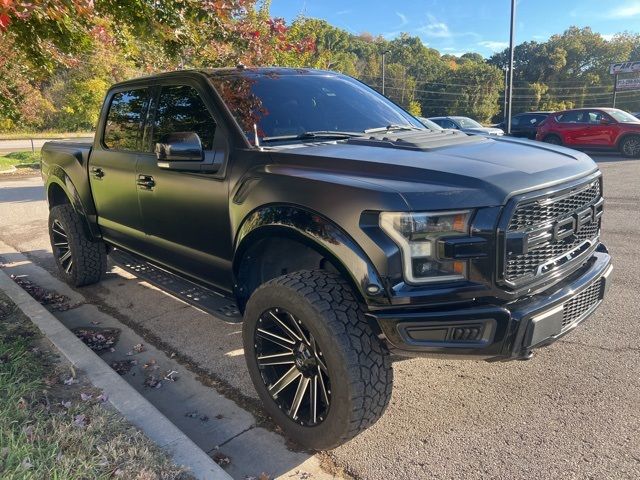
619,135,640,158
48,204,107,287
242,270,392,450
543,134,562,145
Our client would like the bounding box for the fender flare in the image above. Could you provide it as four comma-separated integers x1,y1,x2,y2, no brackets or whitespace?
233,205,389,307
46,165,101,241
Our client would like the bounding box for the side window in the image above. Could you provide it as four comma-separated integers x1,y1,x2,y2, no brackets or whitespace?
103,89,149,151
557,111,581,123
440,119,458,129
587,111,605,124
511,115,522,126
153,85,216,150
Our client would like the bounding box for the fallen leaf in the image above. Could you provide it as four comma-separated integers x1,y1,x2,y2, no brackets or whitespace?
143,375,161,389
143,359,158,370
74,414,87,427
110,359,136,375
64,377,78,386
61,401,72,409
133,343,146,353
22,425,36,443
211,451,231,467
17,397,27,409
80,392,93,401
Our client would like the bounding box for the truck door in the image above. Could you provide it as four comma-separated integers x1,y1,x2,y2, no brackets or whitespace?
136,82,233,291
89,87,149,251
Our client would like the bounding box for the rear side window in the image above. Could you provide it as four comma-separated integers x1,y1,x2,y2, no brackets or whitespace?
152,85,216,150
103,89,149,151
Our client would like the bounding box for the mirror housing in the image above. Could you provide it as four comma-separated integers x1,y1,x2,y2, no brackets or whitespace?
155,132,203,162
155,132,222,173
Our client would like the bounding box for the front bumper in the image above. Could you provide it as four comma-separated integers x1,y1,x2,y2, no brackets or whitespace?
371,251,612,361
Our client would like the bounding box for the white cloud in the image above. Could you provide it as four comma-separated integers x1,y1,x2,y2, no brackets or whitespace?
478,40,509,52
418,14,451,38
607,1,640,18
396,12,408,27
601,33,616,41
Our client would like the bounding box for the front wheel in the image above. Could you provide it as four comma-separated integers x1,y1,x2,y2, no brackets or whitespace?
242,270,392,450
619,135,640,158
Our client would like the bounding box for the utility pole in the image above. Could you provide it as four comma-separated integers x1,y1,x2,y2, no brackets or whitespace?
382,50,390,95
503,66,509,122
612,73,618,107
506,0,516,135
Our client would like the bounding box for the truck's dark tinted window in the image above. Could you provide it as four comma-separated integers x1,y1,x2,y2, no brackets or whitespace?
103,89,149,151
153,86,216,150
209,72,424,145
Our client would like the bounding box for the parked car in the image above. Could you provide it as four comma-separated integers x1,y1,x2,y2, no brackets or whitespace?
41,67,612,450
428,116,505,136
497,111,552,139
536,107,640,157
416,116,445,130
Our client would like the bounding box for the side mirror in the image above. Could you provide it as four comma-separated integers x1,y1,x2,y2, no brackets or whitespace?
155,132,203,162
155,132,222,173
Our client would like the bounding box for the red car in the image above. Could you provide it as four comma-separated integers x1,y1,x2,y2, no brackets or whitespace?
536,107,640,157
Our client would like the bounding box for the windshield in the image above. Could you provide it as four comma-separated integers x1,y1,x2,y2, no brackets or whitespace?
454,117,483,128
608,109,640,123
209,72,424,144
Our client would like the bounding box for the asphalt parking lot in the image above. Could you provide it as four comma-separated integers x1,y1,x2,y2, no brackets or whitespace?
0,152,638,480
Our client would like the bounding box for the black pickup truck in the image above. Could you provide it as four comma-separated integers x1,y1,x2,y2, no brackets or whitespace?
41,67,612,449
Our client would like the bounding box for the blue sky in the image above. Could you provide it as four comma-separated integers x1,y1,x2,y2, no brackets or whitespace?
270,0,640,57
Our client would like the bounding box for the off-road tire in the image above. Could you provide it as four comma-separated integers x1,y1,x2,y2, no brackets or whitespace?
543,134,563,145
243,270,393,450
619,135,640,158
48,204,107,287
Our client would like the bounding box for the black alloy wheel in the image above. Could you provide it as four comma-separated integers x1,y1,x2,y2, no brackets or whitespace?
51,218,74,275
254,307,330,426
242,270,393,450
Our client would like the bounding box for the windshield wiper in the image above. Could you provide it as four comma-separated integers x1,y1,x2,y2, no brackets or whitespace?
364,124,421,134
261,131,362,143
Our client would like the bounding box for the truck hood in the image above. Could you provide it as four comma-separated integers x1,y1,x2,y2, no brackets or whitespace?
270,131,599,211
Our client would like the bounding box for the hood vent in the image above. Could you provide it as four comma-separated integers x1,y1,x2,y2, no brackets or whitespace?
346,129,484,151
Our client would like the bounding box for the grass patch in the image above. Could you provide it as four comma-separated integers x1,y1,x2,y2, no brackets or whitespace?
0,131,94,141
0,293,188,479
0,152,41,172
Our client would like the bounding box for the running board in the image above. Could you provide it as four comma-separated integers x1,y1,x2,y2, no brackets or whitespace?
109,249,242,323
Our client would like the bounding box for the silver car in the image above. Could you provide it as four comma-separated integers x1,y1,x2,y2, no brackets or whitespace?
428,116,505,136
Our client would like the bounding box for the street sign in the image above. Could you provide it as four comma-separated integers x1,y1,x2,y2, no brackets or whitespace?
609,61,640,75
617,77,640,90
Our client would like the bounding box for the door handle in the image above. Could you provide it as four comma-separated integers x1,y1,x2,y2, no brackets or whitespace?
137,175,155,190
91,167,104,178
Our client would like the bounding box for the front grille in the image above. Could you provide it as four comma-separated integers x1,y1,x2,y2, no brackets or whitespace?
508,182,600,230
562,279,603,329
504,179,602,285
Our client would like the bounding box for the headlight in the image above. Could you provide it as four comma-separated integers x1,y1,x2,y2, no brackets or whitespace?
380,210,472,284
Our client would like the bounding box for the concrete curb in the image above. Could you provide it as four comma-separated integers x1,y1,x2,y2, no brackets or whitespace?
0,269,232,480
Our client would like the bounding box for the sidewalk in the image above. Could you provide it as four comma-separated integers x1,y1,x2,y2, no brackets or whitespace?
0,243,342,480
